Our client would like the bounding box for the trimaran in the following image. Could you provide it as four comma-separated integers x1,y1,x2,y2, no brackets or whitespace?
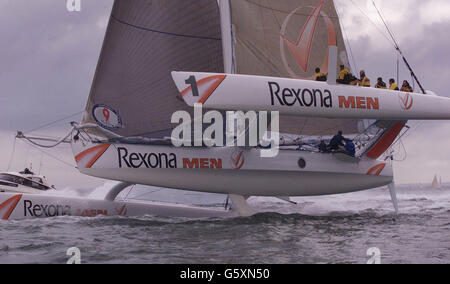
17,0,450,217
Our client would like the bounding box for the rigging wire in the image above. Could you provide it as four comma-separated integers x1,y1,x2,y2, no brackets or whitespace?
18,127,75,149
370,0,426,94
402,121,426,141
19,139,76,169
370,0,399,48
23,144,30,170
24,111,83,134
123,185,136,201
388,120,426,162
38,152,44,175
8,110,82,171
129,188,166,201
391,138,408,162
6,137,17,172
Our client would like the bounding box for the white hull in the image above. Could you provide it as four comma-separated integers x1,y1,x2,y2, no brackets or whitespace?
0,172,55,194
172,72,449,120
81,168,391,197
0,184,53,195
0,192,234,221
72,141,393,197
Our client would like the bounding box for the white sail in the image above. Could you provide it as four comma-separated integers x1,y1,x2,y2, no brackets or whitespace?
82,0,224,139
432,175,441,189
228,0,359,135
82,0,360,138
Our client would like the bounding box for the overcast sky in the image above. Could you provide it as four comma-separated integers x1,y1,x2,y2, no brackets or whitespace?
0,0,450,189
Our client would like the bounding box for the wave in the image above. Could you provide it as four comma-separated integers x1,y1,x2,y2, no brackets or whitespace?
39,183,450,218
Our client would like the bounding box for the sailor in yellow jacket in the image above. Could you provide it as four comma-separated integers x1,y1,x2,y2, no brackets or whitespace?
401,80,414,92
389,79,399,91
314,67,327,81
337,65,351,84
374,77,387,89
358,70,371,87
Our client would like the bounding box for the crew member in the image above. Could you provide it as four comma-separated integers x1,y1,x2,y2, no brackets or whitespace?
358,70,371,87
329,131,348,151
21,168,33,175
374,77,387,89
337,65,352,84
314,67,327,81
389,79,399,91
345,140,356,157
401,80,413,92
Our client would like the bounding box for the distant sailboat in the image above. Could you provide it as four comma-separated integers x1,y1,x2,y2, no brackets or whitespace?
431,174,441,189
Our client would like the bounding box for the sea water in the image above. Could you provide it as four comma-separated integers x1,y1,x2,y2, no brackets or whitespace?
0,184,448,264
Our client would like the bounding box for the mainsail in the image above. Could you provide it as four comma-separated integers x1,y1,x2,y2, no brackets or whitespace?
229,0,359,135
83,0,359,139
82,0,224,139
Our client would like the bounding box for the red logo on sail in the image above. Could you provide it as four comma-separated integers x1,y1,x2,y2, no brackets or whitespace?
280,0,338,77
399,93,413,110
92,104,123,130
231,150,245,170
103,108,110,121
0,194,22,220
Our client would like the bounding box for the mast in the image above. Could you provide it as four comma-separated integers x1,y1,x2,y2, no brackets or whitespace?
219,0,234,74
219,0,238,138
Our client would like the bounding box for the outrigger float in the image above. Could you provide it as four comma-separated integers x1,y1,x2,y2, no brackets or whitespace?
0,180,235,221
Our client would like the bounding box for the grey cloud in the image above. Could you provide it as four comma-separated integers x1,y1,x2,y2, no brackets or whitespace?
0,0,113,131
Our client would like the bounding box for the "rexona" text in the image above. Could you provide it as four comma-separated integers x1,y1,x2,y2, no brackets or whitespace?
269,82,333,108
24,200,71,217
118,147,177,169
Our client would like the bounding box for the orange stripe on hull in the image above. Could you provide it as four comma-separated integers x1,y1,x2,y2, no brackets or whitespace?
75,144,111,169
367,164,386,176
181,75,226,104
0,194,22,220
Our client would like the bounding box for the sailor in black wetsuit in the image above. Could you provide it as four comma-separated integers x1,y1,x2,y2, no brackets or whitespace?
329,131,347,151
